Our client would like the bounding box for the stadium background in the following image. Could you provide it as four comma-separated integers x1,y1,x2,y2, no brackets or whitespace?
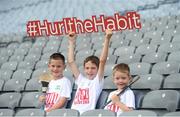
0,0,180,116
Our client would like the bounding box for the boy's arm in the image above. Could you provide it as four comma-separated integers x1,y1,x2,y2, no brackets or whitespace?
111,94,134,112
98,29,112,80
46,97,67,112
67,31,80,80
115,101,134,112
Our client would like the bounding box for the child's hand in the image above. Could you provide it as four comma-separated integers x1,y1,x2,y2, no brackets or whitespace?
68,31,77,43
39,95,46,102
111,93,120,104
105,29,113,39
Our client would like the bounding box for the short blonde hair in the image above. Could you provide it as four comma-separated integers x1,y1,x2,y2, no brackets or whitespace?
112,63,130,76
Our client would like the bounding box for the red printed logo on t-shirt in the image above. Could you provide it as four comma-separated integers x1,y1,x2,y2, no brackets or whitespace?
73,88,89,104
45,93,59,109
106,103,120,112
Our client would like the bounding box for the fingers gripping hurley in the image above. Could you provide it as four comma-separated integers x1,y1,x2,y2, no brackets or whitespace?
39,73,54,93
103,75,140,108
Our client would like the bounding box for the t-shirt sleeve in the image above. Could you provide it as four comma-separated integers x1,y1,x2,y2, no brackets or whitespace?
60,78,72,100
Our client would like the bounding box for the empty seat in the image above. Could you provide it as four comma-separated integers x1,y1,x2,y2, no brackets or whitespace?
76,42,92,51
7,43,19,50
110,39,130,48
33,39,47,48
152,61,180,75
143,30,163,39
9,54,24,62
12,69,32,80
28,46,43,55
141,90,180,112
172,34,180,42
19,41,32,49
0,48,14,57
96,90,110,109
103,76,116,90
13,48,29,56
104,64,116,77
20,92,43,108
129,62,151,75
125,32,143,41
168,51,180,62
94,48,114,57
64,68,74,87
133,90,146,109
163,111,180,117
46,109,80,117
150,35,172,45
81,109,116,117
163,73,180,89
130,38,150,46
75,50,94,66
41,52,54,60
158,42,180,53
35,60,48,69
31,68,48,79
131,74,163,90
120,110,157,117
18,60,36,70
0,69,13,81
1,61,18,71
76,35,91,44
117,53,142,64
46,39,61,47
114,46,135,56
25,78,41,91
0,56,9,66
0,92,21,109
59,39,69,52
105,55,118,64
0,109,14,116
142,52,167,64
24,53,41,62
135,44,158,55
15,109,44,117
3,78,26,92
43,46,59,54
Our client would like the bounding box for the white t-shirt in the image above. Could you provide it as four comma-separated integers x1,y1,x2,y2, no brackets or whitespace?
71,73,104,114
104,88,135,116
45,77,72,110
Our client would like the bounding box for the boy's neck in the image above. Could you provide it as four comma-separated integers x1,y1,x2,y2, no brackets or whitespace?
53,74,64,80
